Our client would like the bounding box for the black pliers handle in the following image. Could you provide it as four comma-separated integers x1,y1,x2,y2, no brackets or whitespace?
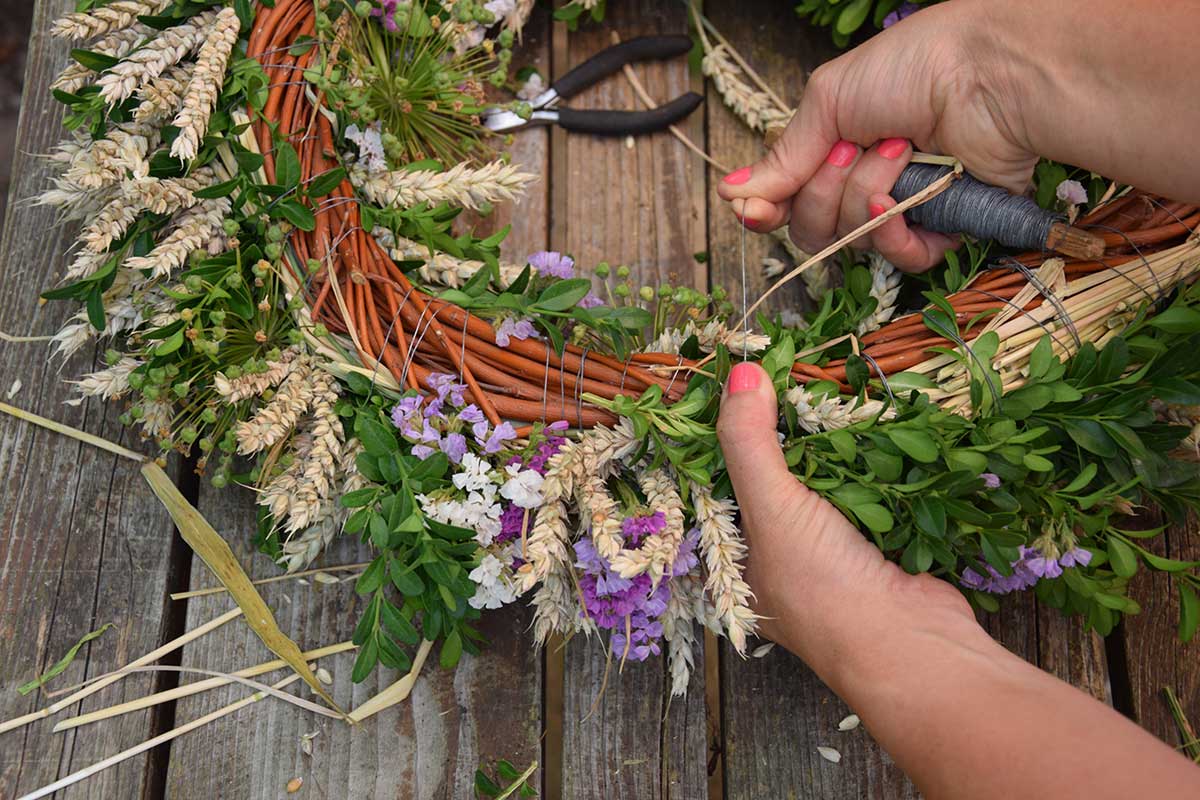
482,35,703,136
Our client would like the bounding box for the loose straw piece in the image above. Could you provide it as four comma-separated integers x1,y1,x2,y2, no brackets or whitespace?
347,638,434,722
738,165,961,329
170,563,370,600
0,608,242,735
18,674,303,800
0,401,145,462
52,641,355,732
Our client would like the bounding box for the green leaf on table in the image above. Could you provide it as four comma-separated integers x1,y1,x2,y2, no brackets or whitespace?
1107,537,1138,578
440,629,464,669
18,623,113,695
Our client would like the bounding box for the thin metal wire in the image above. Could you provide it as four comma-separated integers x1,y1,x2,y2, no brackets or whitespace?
739,217,748,363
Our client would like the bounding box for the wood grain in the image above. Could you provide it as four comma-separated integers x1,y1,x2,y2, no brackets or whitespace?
1121,513,1200,748
162,13,554,799
0,2,180,798
550,2,710,797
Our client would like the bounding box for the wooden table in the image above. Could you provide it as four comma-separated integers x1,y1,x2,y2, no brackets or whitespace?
1,2,1197,798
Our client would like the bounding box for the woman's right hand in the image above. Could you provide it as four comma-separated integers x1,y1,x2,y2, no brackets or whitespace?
717,0,1039,271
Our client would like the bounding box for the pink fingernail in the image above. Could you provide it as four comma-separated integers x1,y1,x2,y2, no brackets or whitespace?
738,214,759,229
826,140,857,168
723,166,752,185
878,138,909,159
727,362,760,394
869,202,887,219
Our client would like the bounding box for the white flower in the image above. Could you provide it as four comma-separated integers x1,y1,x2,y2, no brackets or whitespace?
344,122,387,174
1055,178,1088,206
500,464,544,508
468,553,518,609
485,0,517,20
452,452,494,493
516,71,545,102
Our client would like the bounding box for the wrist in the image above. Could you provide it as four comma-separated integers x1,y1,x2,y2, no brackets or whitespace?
779,569,998,696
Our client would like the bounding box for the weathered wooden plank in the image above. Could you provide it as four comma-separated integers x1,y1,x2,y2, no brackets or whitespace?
1121,514,1200,746
0,2,180,798
551,2,710,797
705,5,1112,798
163,12,553,799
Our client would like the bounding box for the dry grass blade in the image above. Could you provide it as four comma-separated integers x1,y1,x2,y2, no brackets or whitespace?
18,674,303,800
0,608,242,733
348,639,434,722
140,462,343,714
0,401,144,461
52,641,355,732
170,562,370,600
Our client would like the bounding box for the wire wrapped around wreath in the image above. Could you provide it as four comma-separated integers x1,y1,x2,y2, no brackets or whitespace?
248,0,1200,427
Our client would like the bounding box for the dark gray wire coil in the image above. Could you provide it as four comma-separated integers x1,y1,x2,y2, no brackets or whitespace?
891,164,1061,251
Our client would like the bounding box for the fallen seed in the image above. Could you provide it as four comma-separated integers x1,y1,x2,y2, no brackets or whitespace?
286,776,303,793
837,714,860,732
817,746,841,764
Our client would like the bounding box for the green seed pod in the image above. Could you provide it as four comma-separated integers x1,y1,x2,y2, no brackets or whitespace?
104,348,121,365
354,0,372,16
173,382,189,398
130,405,144,420
222,219,240,237
209,309,226,325
658,284,673,298
211,473,228,489
198,437,213,452
180,425,198,443
616,264,631,279
200,407,217,424
614,284,631,298
211,326,227,341
711,285,728,301
638,286,655,302
267,225,284,243
225,365,243,380
184,275,203,292
595,262,610,278
264,242,283,260
224,272,242,288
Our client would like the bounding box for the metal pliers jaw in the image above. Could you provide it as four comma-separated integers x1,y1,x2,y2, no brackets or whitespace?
481,35,704,136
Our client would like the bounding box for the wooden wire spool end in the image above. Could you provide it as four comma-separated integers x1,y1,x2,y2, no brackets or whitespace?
251,1,1196,424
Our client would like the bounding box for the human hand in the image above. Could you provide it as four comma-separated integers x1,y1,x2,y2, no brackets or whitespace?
716,0,1038,271
716,362,974,669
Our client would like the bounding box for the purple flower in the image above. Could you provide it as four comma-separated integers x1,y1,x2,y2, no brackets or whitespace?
882,2,919,28
528,251,575,279
578,292,603,309
480,421,517,453
620,511,667,545
1059,547,1093,568
981,472,1001,489
370,0,400,32
426,373,467,408
1023,548,1064,579
497,503,526,544
441,432,468,464
459,404,485,425
495,316,538,348
547,420,569,432
472,420,490,441
412,444,436,460
672,528,701,577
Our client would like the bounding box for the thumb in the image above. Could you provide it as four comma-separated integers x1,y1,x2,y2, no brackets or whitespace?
716,362,802,514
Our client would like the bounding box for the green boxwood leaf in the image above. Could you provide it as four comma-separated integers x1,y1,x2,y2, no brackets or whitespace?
1107,538,1138,578
535,278,592,311
275,140,301,189
887,428,939,463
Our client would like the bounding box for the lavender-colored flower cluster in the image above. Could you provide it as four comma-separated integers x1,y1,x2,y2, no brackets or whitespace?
390,373,516,462
961,545,1093,594
574,518,701,661
528,250,575,279
495,316,538,348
